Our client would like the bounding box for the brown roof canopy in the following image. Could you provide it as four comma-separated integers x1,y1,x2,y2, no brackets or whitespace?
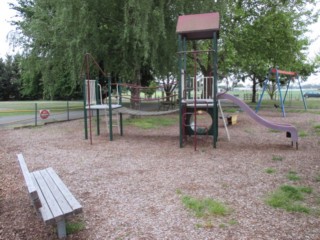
176,12,220,40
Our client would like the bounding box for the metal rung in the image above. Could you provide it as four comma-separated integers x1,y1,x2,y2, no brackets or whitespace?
105,112,120,134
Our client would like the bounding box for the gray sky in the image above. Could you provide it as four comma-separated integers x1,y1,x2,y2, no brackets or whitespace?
0,0,319,83
0,0,17,58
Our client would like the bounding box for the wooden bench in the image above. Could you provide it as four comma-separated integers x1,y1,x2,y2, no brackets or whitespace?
17,153,83,239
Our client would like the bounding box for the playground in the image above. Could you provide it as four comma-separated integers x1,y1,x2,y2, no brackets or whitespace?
1,10,319,240
1,108,320,239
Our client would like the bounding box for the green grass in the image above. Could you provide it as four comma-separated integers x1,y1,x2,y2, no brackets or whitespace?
272,155,283,161
125,116,177,129
269,129,280,133
299,186,313,194
0,101,83,117
222,108,239,113
228,219,238,225
229,89,320,112
304,99,320,109
181,195,229,218
219,223,227,228
196,221,214,229
315,174,320,182
180,193,236,229
218,219,238,228
176,189,182,195
265,168,276,174
298,131,308,137
265,185,312,213
66,221,85,235
244,128,254,134
287,171,301,181
314,125,320,135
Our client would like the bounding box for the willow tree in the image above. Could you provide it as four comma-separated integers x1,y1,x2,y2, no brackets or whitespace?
11,0,181,102
11,0,90,99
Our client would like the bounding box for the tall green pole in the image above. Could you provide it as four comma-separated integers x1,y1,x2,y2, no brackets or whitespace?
96,80,100,136
108,73,113,141
35,103,38,126
213,32,218,148
67,101,70,121
119,77,123,136
83,79,88,139
178,34,183,148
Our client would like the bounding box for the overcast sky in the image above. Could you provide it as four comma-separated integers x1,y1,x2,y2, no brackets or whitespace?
0,0,17,58
0,0,319,82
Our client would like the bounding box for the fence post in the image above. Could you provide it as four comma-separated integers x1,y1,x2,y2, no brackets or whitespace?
67,101,70,121
35,103,38,126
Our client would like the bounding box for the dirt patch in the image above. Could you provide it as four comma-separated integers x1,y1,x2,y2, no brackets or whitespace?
1,110,320,239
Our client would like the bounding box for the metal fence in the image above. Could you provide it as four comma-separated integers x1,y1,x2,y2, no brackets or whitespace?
0,101,84,128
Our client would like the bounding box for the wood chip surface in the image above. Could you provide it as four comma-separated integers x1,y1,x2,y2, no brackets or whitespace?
1,110,320,239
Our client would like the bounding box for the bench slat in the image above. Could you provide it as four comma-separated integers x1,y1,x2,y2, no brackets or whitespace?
39,168,73,215
32,170,64,223
17,154,41,208
30,173,55,223
46,167,82,214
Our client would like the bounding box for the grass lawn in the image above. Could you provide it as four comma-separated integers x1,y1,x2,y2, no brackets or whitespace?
0,101,83,117
1,92,319,118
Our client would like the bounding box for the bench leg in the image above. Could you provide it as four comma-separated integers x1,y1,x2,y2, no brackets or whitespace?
57,219,67,239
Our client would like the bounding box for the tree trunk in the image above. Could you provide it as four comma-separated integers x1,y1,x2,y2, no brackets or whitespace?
252,76,257,103
131,68,141,110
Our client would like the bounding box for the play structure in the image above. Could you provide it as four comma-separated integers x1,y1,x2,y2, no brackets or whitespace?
175,13,298,149
81,53,179,144
176,12,221,150
255,68,307,117
82,12,299,150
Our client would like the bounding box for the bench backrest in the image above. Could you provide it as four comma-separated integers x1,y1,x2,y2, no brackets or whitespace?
17,154,42,208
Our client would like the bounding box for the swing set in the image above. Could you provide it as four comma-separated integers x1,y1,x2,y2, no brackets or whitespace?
255,67,307,117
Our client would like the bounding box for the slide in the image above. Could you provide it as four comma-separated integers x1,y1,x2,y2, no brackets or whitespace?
217,93,298,148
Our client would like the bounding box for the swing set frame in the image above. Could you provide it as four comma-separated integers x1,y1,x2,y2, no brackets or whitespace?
255,67,307,117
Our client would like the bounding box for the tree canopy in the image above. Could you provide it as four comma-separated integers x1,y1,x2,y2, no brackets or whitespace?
2,0,319,100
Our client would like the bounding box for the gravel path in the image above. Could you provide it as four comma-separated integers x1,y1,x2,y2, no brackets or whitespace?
1,110,320,239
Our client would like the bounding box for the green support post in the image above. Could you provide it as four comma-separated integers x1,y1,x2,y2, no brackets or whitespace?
178,34,183,148
120,113,123,136
35,103,38,126
213,32,218,148
83,79,88,139
108,73,113,141
96,109,100,135
119,78,123,136
95,80,100,136
67,101,70,121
